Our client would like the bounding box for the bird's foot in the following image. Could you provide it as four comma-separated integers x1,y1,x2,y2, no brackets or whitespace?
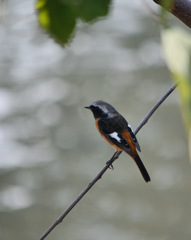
106,160,114,170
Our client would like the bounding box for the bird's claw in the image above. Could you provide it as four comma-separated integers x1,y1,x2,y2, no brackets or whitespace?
106,160,114,170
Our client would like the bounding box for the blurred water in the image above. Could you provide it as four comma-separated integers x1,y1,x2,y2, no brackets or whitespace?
0,0,191,240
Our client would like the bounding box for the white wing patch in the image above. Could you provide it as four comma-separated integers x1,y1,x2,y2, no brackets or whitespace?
109,132,121,143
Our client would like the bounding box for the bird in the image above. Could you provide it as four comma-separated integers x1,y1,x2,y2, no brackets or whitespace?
85,100,150,182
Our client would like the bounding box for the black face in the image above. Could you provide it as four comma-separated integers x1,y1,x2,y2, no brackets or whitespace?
85,100,118,119
92,105,109,119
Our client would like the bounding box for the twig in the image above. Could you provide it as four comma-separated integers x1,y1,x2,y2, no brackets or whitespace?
134,82,179,134
38,151,121,240
153,0,191,28
38,82,178,240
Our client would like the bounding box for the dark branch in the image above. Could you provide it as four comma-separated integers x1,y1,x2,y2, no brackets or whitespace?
153,0,191,28
38,82,178,240
134,82,179,134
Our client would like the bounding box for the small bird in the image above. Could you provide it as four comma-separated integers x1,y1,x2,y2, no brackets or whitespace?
85,100,150,182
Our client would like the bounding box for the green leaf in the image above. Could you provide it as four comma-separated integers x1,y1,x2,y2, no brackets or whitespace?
162,28,191,159
35,0,111,46
36,0,76,45
75,0,111,22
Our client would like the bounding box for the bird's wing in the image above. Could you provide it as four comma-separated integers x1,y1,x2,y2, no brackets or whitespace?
98,116,141,152
126,124,141,152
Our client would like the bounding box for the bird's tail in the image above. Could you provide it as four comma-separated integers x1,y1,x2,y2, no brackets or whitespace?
132,154,151,182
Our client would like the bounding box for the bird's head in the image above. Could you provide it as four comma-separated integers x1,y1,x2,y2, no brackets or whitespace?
85,100,117,119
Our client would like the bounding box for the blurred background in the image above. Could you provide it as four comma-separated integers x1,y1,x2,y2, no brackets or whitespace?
0,0,191,240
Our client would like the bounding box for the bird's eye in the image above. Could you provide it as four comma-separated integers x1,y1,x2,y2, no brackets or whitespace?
91,105,98,109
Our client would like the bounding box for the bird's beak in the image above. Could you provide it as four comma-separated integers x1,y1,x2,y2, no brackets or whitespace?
85,106,91,109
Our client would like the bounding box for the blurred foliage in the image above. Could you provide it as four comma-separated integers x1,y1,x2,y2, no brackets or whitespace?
159,0,175,26
35,0,111,45
162,27,191,160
